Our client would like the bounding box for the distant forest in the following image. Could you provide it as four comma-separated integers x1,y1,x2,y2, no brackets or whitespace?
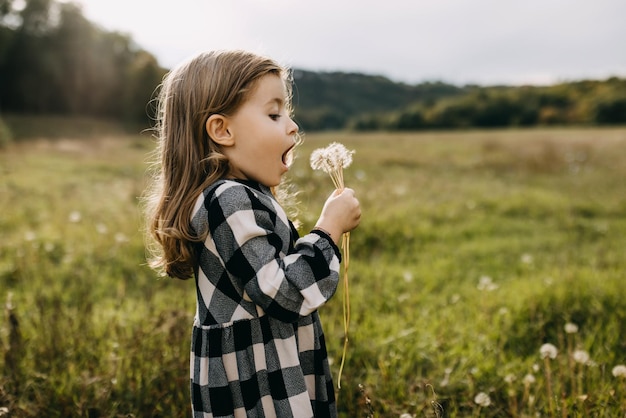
1,0,625,134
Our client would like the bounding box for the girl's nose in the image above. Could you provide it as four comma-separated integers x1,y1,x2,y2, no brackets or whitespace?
287,117,298,135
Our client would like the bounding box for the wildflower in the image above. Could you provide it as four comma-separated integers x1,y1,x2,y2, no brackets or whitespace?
573,350,590,365
612,365,626,378
96,223,108,234
403,270,413,282
540,343,558,359
521,253,534,264
24,231,36,241
474,392,491,407
504,374,516,384
394,185,407,196
523,373,536,385
564,322,579,334
114,233,128,243
477,275,498,291
68,210,82,223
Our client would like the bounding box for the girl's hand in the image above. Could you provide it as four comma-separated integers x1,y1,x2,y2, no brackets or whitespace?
315,188,361,245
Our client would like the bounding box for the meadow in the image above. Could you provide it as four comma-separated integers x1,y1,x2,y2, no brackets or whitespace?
1,125,626,417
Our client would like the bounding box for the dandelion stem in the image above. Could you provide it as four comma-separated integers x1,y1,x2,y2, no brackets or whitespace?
337,231,350,389
544,357,555,416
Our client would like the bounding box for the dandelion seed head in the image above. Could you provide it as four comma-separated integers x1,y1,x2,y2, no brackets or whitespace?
612,364,626,378
521,253,534,264
573,350,590,365
523,373,536,385
309,142,354,173
96,223,108,234
397,294,409,303
69,211,82,223
309,148,332,173
24,231,37,241
114,233,128,243
504,374,516,384
474,392,491,407
565,322,579,334
477,275,498,291
540,343,558,359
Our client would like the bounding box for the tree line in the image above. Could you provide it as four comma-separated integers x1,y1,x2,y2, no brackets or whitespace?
1,0,625,136
0,0,166,126
292,71,626,131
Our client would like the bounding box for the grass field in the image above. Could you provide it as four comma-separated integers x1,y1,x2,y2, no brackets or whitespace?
1,126,626,417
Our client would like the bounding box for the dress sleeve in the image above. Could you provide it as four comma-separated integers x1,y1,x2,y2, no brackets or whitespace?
207,183,341,323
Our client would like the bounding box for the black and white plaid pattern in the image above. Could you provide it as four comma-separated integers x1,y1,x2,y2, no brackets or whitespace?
189,179,341,417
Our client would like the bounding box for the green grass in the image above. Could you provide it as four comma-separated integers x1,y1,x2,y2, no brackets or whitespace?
1,126,626,417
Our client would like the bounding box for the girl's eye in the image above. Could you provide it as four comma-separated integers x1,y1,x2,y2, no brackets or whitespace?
269,114,281,121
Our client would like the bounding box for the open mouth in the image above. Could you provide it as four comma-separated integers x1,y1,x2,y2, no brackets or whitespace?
282,144,295,166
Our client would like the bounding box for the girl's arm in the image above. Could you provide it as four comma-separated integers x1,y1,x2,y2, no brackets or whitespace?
206,183,341,323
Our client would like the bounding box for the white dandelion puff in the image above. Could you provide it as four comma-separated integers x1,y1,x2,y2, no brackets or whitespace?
114,233,128,243
310,142,354,189
96,223,108,234
612,365,626,378
504,374,516,384
564,322,579,334
477,275,498,291
68,210,82,223
521,253,534,264
573,350,590,365
540,343,558,359
24,231,37,241
474,392,491,407
523,373,536,385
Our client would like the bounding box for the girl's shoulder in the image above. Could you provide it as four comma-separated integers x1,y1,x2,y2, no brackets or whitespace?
208,179,271,202
199,179,277,214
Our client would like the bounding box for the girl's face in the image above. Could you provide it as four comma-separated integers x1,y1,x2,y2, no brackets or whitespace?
222,74,299,187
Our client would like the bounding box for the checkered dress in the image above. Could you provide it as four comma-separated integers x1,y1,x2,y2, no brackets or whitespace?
189,179,341,417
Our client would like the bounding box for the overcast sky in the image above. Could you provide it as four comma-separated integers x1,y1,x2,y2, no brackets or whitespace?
74,0,626,86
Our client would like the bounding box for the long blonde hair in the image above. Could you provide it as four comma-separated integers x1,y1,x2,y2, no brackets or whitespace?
144,50,293,279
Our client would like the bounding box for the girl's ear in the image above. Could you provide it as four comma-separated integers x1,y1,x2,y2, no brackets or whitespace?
206,114,234,146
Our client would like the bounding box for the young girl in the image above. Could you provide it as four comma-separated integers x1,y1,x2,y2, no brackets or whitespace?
145,50,361,417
